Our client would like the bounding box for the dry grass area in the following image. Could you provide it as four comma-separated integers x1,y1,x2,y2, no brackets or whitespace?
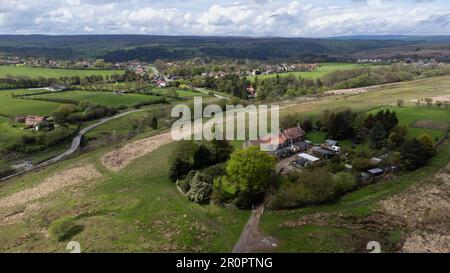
412,120,449,131
0,164,101,226
379,163,450,253
430,95,450,102
101,132,172,171
324,87,370,96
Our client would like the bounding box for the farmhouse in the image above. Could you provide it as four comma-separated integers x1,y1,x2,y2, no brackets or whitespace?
25,115,47,127
246,126,307,158
14,115,26,123
157,80,167,87
48,85,67,92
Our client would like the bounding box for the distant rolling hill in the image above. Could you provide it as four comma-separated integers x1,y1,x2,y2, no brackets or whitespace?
0,35,449,62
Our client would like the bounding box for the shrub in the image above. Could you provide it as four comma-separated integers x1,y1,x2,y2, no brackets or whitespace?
169,157,192,182
353,157,374,172
333,172,357,194
48,217,84,242
177,170,196,193
267,168,335,209
186,171,213,204
212,176,237,204
0,160,14,178
400,138,430,170
226,147,276,194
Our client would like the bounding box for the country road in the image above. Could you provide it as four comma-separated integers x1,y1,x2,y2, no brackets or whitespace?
1,108,145,181
195,88,229,99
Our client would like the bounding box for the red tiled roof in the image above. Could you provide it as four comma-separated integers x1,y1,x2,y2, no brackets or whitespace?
282,127,305,140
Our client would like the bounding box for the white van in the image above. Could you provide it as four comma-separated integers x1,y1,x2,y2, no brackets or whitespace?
330,146,340,153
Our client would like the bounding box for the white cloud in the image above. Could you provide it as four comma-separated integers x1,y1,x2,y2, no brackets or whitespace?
0,0,449,36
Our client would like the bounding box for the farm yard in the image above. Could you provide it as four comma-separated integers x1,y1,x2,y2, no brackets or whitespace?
0,66,125,79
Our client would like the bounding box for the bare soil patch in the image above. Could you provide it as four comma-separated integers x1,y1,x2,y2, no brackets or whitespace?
324,87,369,96
379,163,450,253
0,164,101,208
430,95,450,102
101,132,172,171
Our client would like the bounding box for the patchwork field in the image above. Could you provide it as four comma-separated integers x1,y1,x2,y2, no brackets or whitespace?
248,62,378,81
0,89,61,117
151,88,201,98
0,66,125,78
27,91,164,108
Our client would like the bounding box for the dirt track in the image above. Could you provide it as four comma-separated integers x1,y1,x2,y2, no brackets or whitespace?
232,206,278,253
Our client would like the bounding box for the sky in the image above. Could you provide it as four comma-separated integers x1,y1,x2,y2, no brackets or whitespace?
0,0,449,37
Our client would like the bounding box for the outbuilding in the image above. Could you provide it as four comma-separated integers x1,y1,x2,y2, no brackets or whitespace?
312,148,336,159
298,153,320,166
368,168,384,177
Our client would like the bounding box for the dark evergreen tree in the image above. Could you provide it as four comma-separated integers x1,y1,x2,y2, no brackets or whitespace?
150,116,158,130
169,157,191,182
369,121,386,149
193,144,212,169
400,138,430,170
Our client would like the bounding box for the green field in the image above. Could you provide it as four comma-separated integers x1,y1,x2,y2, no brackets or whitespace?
0,66,125,79
248,63,377,81
0,89,61,117
306,106,450,145
282,76,450,116
28,91,163,108
151,88,201,98
369,106,450,140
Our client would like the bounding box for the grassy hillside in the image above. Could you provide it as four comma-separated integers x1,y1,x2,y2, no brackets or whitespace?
282,76,450,116
0,75,449,252
1,35,445,61
0,140,249,252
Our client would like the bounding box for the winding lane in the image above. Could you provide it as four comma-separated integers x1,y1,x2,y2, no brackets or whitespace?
1,109,145,181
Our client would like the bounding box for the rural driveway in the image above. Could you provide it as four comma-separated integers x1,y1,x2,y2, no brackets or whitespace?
232,205,278,253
